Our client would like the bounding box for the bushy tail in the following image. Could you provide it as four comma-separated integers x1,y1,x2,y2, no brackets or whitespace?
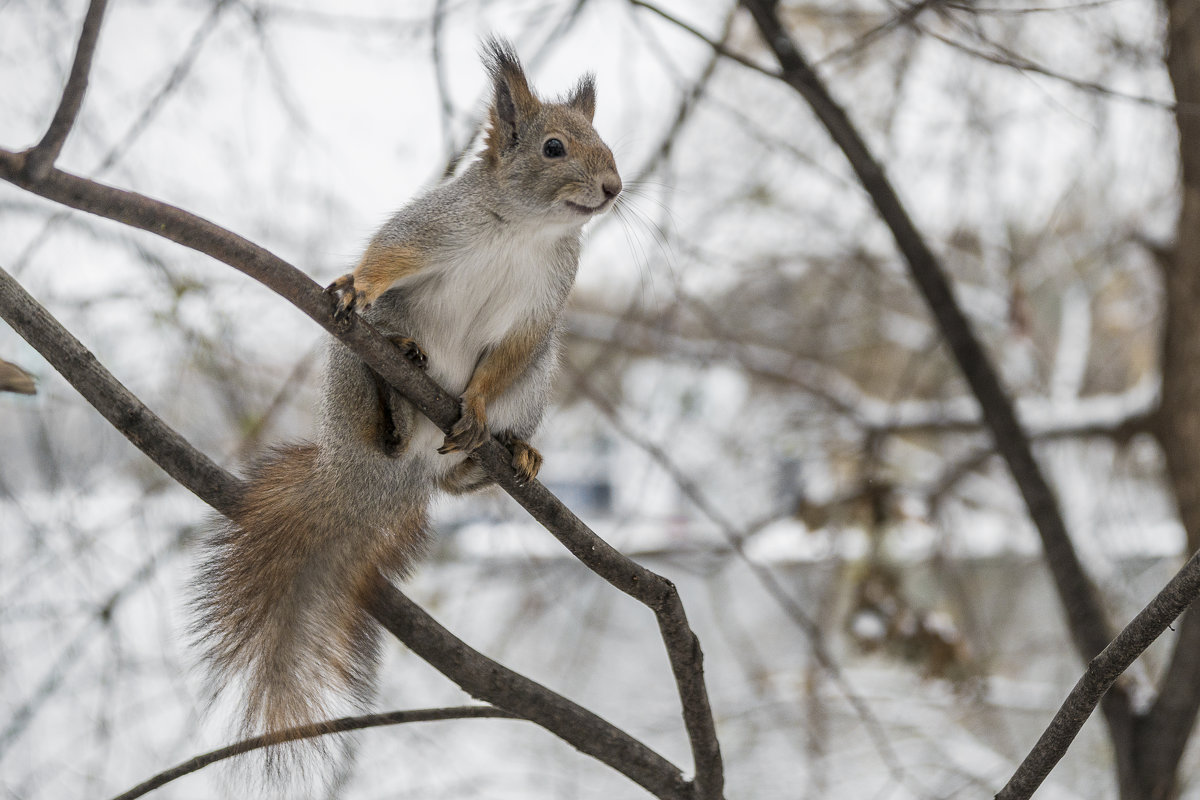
192,443,427,756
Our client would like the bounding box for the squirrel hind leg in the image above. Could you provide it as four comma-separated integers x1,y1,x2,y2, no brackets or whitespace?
372,369,416,457
439,458,493,495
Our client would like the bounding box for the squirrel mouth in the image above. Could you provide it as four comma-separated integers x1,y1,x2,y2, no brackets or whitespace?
565,200,608,215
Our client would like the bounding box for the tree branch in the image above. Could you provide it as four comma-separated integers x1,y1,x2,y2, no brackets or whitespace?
110,706,519,800
367,583,695,800
715,2,1185,795
2,8,719,791
22,0,110,180
0,262,242,516
628,1,780,79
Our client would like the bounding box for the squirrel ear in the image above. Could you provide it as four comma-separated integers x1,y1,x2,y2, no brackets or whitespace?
568,74,596,121
482,37,540,160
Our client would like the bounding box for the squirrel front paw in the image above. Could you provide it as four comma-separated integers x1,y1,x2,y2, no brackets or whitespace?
387,335,428,371
438,397,489,454
500,434,542,486
326,273,367,321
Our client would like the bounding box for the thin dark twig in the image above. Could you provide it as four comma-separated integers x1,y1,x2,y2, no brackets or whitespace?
945,0,1125,13
110,706,518,800
227,345,321,464
815,0,941,67
23,0,110,180
0,529,190,763
431,0,458,170
628,1,781,79
917,15,1175,110
624,4,737,186
13,0,231,280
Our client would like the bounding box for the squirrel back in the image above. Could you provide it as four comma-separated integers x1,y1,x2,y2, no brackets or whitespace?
191,37,621,765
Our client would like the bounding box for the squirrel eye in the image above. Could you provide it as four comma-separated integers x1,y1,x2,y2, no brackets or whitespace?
542,138,566,158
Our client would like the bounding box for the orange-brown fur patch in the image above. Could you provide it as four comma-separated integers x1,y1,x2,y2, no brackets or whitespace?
441,321,550,453
352,242,426,307
464,320,550,409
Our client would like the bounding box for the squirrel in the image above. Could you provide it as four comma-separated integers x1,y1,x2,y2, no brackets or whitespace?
192,38,621,749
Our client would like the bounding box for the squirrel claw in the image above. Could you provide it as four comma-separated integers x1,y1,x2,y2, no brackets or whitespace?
327,273,366,321
438,400,489,454
387,335,428,370
502,436,542,485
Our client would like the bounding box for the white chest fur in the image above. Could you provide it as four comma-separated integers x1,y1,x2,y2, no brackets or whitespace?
405,223,574,397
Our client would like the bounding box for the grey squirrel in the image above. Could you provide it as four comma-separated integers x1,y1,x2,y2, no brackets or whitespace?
192,38,621,744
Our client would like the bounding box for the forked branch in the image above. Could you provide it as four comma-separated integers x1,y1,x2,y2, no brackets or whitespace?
23,0,110,180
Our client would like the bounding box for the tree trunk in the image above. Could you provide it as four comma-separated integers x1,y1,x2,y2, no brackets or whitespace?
1126,2,1200,798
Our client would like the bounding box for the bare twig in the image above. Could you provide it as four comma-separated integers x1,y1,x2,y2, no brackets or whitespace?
22,0,110,180
567,309,1159,439
12,0,231,280
0,528,189,763
110,706,519,800
628,1,780,79
431,0,458,169
916,15,1175,111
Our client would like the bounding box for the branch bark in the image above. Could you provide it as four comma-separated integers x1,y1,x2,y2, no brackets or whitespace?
1130,2,1200,797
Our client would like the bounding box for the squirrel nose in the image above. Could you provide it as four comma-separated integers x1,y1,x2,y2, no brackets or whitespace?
602,175,622,201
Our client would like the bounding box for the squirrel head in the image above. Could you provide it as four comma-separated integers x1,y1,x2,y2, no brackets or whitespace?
480,38,622,227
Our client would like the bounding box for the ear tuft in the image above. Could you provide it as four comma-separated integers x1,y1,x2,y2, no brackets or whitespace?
481,37,540,164
568,74,596,121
